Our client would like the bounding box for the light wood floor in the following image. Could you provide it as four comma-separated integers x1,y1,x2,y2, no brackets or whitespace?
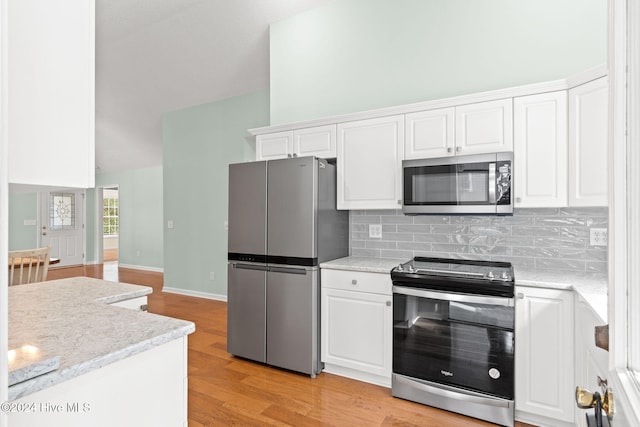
47,265,534,427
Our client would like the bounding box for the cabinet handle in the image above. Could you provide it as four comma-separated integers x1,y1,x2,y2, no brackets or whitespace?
287,153,292,158
447,147,453,153
386,301,391,307
351,279,357,285
516,292,524,299
456,146,461,153
293,153,298,157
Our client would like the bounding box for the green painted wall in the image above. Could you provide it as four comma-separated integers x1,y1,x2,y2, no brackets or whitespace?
8,193,38,250
270,0,607,124
162,90,269,296
91,166,164,269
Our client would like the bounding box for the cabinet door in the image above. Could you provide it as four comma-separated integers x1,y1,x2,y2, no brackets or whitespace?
337,115,404,210
514,91,568,207
8,0,95,188
404,108,455,159
455,99,513,155
256,131,294,160
515,286,574,424
321,287,392,379
294,125,337,158
569,77,608,206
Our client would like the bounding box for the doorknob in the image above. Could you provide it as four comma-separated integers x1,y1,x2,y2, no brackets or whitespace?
575,383,614,426
42,232,47,236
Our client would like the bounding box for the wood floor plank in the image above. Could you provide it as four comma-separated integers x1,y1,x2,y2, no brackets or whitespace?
46,265,536,427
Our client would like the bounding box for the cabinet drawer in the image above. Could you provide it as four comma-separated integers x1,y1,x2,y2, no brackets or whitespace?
321,269,392,295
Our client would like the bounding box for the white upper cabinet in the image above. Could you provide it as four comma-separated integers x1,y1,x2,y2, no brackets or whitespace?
8,0,95,188
256,125,337,160
455,99,513,155
294,125,337,158
256,131,294,160
337,115,404,210
568,77,609,206
404,108,455,159
514,91,568,207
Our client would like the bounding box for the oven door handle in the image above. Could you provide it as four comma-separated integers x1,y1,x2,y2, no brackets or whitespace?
392,285,514,307
393,374,513,408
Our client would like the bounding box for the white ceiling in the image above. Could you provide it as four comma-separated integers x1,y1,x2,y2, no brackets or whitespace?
95,0,333,173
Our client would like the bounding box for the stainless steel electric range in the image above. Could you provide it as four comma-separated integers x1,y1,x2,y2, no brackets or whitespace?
391,257,515,427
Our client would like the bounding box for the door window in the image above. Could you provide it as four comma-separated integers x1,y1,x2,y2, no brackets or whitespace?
49,192,76,230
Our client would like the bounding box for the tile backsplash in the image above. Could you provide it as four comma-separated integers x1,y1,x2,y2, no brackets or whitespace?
350,207,608,274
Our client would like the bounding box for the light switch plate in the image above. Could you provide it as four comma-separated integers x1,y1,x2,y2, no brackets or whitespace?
590,228,608,246
369,224,382,239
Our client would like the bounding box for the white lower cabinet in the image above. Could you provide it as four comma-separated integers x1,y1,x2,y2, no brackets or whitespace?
515,286,575,426
321,269,392,387
8,338,188,427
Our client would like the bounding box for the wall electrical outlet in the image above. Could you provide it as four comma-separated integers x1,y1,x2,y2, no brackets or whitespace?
209,272,215,281
590,228,608,246
369,224,382,239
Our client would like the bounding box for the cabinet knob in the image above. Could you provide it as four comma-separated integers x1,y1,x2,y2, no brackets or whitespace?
447,147,453,153
386,301,391,307
516,292,524,299
293,153,298,157
287,154,292,158
456,146,461,153
351,279,357,285
515,197,522,203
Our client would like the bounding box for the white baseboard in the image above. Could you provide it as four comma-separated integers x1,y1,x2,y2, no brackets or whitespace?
118,263,164,273
162,286,227,302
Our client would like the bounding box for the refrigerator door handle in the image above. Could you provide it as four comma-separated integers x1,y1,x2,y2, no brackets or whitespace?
269,266,308,275
233,263,269,272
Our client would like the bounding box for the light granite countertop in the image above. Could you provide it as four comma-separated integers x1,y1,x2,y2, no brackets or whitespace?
321,256,608,321
8,277,195,401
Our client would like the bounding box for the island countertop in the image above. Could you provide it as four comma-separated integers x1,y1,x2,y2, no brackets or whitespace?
8,277,195,401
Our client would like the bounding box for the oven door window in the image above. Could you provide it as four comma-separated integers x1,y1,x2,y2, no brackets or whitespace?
393,292,514,400
404,163,492,205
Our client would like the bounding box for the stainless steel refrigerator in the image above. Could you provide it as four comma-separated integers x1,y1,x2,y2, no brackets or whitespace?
227,156,349,377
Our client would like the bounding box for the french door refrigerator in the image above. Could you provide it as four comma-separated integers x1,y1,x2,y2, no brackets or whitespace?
227,156,348,377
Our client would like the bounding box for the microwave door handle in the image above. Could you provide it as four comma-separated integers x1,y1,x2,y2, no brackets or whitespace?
488,162,496,204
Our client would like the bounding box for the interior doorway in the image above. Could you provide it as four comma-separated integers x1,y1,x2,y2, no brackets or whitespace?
102,187,119,270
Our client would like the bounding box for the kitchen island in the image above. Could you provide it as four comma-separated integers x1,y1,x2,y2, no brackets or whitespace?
6,277,195,426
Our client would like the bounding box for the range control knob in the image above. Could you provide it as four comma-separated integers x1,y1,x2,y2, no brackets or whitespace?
396,264,404,272
501,271,509,280
408,265,415,273
487,271,495,279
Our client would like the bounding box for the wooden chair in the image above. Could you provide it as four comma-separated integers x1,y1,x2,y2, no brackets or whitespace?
8,247,51,285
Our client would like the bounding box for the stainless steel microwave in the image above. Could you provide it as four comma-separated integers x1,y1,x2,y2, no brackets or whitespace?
402,152,513,215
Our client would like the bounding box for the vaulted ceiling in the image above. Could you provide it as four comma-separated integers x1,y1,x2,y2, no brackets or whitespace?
95,0,333,173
